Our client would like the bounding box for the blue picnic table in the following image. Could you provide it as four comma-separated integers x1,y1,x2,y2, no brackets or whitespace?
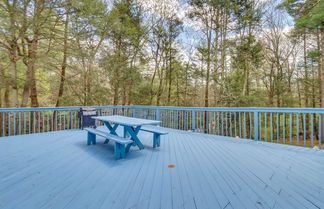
92,115,161,151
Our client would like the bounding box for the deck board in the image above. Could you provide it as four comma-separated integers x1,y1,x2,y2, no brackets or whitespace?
0,127,324,209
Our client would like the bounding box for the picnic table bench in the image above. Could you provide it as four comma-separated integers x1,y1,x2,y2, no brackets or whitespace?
140,125,168,148
84,128,133,159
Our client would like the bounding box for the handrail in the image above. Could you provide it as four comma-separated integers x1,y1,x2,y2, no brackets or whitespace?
1,105,324,113
131,105,324,113
0,106,130,112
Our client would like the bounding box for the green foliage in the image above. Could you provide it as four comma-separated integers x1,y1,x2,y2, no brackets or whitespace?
281,0,324,29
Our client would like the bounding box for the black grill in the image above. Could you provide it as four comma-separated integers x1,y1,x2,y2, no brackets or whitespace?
78,107,97,129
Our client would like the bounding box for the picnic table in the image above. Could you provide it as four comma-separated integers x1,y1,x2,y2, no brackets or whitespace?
92,115,161,150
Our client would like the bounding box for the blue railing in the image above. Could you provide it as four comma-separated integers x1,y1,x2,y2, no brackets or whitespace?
0,105,323,149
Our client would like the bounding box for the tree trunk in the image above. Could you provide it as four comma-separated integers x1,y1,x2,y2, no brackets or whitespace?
184,61,189,106
29,61,39,107
4,85,10,108
0,62,4,108
320,28,324,144
56,5,70,107
150,36,161,105
167,48,172,105
21,63,31,107
156,69,164,106
205,29,211,108
26,38,39,108
317,29,321,106
303,33,309,107
21,0,44,108
8,47,19,107
20,6,31,107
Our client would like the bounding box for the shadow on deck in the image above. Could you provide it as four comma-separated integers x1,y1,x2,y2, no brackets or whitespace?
0,127,324,209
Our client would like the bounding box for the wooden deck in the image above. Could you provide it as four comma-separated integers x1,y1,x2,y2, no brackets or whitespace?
0,126,324,209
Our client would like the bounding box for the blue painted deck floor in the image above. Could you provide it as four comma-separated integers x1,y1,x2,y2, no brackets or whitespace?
0,127,324,209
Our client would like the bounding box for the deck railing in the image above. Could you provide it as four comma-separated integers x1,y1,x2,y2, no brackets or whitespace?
0,105,323,149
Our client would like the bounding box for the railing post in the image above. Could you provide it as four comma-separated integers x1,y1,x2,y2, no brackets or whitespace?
156,109,160,121
254,111,259,140
191,110,195,132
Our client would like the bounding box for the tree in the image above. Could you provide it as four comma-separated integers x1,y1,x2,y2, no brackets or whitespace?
0,0,22,107
56,1,71,107
188,0,216,108
281,0,324,143
101,0,145,105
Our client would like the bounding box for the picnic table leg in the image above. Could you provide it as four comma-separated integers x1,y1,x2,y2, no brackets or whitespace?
156,134,161,147
103,121,118,135
114,143,121,160
125,143,132,153
125,125,144,150
153,133,161,148
120,144,126,158
123,126,129,138
103,122,118,143
87,132,96,145
114,143,126,160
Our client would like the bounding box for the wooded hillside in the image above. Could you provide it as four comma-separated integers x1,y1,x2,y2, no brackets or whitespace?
0,0,323,108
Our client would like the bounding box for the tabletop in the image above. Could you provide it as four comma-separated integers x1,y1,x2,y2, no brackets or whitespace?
92,115,161,126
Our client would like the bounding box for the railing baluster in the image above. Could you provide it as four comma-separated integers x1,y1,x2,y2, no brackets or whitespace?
52,111,55,131
28,112,31,134
46,112,49,132
2,113,5,136
289,113,293,144
42,111,45,132
60,112,62,130
13,112,16,135
210,112,213,133
234,112,237,137
8,112,11,136
264,112,267,142
243,112,246,139
249,112,252,139
283,113,285,144
191,110,195,131
259,112,262,141
72,111,75,129
311,114,314,148
217,112,220,135
24,112,26,135
230,112,232,137
64,112,66,130
18,112,21,135
239,112,242,138
296,113,299,146
213,112,216,134
55,111,58,131
221,112,224,136
319,114,322,149
38,111,40,133
254,111,258,140
270,113,273,142
276,113,279,143
225,112,228,136
32,112,35,133
184,111,186,130
303,113,306,147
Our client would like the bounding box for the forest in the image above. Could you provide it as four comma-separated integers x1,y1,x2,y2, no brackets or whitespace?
0,0,323,108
